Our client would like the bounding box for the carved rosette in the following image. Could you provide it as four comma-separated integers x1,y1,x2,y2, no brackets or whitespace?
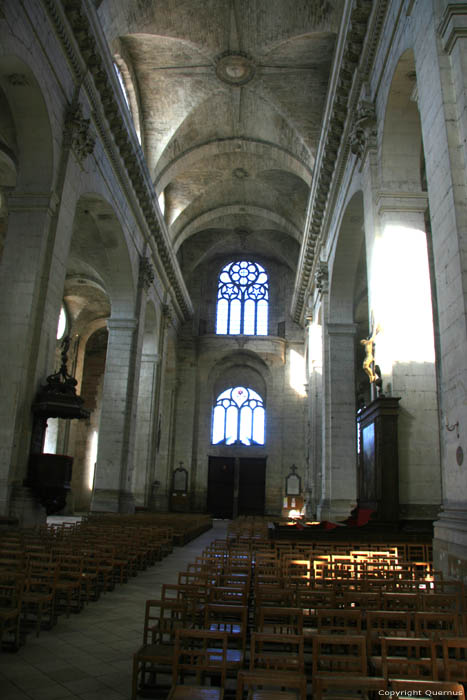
64,102,96,161
315,262,329,296
139,255,155,291
349,99,377,159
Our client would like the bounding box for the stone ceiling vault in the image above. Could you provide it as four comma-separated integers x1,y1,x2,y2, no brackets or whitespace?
98,0,344,279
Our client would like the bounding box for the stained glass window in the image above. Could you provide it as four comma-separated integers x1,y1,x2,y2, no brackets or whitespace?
216,261,268,335
212,386,265,446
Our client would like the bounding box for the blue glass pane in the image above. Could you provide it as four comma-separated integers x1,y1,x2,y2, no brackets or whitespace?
256,299,268,335
253,407,265,444
225,405,238,444
229,299,241,334
240,406,252,445
216,298,228,334
212,405,225,444
243,299,255,335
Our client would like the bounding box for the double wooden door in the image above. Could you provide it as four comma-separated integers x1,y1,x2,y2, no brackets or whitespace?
207,456,266,518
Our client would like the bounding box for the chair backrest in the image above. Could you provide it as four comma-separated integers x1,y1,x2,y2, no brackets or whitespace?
381,591,420,610
312,633,367,676
172,628,229,687
316,608,363,635
366,609,413,655
441,637,467,682
249,632,304,673
204,603,247,654
380,636,436,679
414,611,461,639
142,599,187,645
256,605,304,635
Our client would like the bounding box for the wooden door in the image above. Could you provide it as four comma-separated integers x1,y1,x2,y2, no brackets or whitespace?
238,458,266,516
207,457,235,518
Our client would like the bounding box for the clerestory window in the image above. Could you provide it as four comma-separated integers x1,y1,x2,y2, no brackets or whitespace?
212,386,265,446
216,260,268,335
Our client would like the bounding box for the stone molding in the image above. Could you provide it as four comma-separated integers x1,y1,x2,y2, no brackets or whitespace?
142,352,160,363
64,101,96,161
292,0,388,324
106,318,138,332
376,191,429,215
42,0,192,321
438,3,467,54
326,322,358,336
6,191,59,214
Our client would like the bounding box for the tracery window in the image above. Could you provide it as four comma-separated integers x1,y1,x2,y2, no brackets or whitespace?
212,386,265,446
216,261,268,335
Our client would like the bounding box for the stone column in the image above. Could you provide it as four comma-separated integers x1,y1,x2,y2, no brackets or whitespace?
320,321,358,521
417,4,467,576
306,315,323,518
91,317,140,513
0,191,58,521
368,193,441,519
133,351,160,506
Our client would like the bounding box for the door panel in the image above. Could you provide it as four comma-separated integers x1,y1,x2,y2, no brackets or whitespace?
238,458,266,516
207,457,235,518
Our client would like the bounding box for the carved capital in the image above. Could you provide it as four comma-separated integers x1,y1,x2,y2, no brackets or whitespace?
349,99,377,159
315,261,329,295
64,102,95,161
139,255,155,291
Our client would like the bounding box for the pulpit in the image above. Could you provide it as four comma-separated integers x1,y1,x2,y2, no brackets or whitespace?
357,396,400,522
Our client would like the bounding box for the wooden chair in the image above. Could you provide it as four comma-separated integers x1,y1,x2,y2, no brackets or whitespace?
440,636,467,683
366,610,413,674
131,598,187,699
204,603,247,672
380,636,436,679
341,589,382,610
55,554,84,616
311,633,368,695
22,560,58,636
0,571,24,650
248,632,307,700
421,592,460,614
167,628,229,699
389,679,465,700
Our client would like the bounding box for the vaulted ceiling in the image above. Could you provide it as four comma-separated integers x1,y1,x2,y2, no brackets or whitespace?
98,0,344,277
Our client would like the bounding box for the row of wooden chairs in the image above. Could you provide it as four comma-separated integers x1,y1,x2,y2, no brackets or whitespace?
132,530,467,699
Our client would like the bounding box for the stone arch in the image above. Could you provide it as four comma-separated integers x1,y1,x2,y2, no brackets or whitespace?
0,54,54,190
209,350,271,401
328,190,365,325
381,48,422,191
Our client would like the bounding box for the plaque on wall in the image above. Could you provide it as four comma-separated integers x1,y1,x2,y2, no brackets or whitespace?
285,465,301,496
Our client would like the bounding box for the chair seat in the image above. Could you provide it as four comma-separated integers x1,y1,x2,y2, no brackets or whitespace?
135,642,174,661
167,686,223,699
250,693,299,700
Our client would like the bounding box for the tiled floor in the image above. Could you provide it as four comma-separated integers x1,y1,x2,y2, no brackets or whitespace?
1,520,228,700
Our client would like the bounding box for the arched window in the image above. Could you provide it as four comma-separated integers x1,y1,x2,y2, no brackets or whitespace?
212,386,265,446
216,261,268,335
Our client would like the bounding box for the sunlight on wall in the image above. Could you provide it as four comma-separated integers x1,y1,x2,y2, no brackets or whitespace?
308,322,323,372
371,223,435,372
44,418,59,454
88,429,98,490
290,348,307,396
158,191,165,216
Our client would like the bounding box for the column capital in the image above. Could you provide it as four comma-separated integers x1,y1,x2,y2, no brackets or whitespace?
376,191,428,215
106,318,138,332
6,191,59,214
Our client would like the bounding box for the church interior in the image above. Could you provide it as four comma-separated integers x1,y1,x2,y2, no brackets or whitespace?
1,0,467,694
